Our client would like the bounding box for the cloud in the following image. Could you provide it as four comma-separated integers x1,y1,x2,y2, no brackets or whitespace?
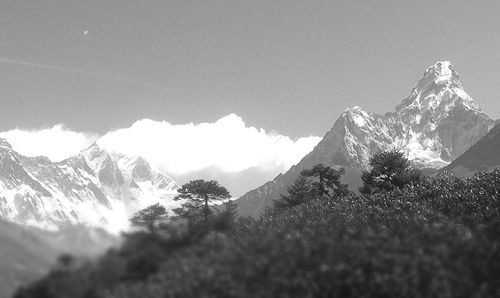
0,115,321,177
0,125,98,161
97,114,321,175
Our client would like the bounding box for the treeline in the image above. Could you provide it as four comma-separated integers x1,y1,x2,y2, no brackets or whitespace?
14,151,500,298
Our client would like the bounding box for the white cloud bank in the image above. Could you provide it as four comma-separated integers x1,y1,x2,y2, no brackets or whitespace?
0,124,98,161
0,115,321,176
98,114,321,175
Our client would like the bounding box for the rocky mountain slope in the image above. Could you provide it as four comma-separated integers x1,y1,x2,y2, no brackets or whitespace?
441,121,500,177
236,61,496,217
0,139,179,233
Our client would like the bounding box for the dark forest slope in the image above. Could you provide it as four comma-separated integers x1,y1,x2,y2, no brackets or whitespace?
14,170,500,298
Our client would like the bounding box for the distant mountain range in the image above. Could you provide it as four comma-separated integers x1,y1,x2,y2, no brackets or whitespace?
235,61,497,217
0,139,179,233
0,140,174,296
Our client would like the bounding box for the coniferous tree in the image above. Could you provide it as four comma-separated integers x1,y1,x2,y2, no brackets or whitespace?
223,199,238,221
130,203,168,234
213,200,239,232
55,254,75,272
274,175,314,208
360,149,421,194
300,164,349,199
174,180,231,226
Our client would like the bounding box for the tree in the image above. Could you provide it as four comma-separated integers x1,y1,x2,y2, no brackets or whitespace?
222,199,238,222
130,203,168,234
213,200,239,233
174,180,231,226
274,175,314,208
300,164,349,199
360,149,421,194
55,254,75,272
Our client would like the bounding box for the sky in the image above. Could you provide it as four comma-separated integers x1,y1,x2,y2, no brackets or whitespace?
1,0,500,195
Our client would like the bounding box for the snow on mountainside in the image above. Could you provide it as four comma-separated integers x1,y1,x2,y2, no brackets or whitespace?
0,140,179,233
236,61,496,217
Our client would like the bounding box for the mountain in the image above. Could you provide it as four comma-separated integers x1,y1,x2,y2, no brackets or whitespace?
0,139,177,295
0,139,179,233
0,218,118,298
0,219,56,298
441,122,500,177
236,61,496,217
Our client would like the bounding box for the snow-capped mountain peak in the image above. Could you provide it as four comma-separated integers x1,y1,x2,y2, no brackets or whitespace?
343,106,372,127
396,61,481,116
81,143,112,172
0,138,12,150
425,61,459,86
236,61,496,217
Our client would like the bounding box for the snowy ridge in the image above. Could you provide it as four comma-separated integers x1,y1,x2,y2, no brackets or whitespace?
0,141,179,233
236,61,496,217
339,61,494,170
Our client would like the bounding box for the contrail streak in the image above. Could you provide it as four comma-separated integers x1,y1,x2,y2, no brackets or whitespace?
0,57,148,86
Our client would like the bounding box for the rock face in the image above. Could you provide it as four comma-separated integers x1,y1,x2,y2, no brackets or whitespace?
441,121,500,177
236,61,496,217
0,141,179,233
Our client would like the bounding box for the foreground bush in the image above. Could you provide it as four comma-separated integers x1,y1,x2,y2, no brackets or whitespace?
15,170,500,298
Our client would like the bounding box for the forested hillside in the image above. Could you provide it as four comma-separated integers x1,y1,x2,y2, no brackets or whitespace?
14,166,500,298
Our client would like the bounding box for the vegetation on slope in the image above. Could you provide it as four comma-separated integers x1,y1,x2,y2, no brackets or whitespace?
14,157,500,298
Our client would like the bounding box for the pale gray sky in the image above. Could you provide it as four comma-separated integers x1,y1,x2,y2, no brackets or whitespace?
1,0,499,137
